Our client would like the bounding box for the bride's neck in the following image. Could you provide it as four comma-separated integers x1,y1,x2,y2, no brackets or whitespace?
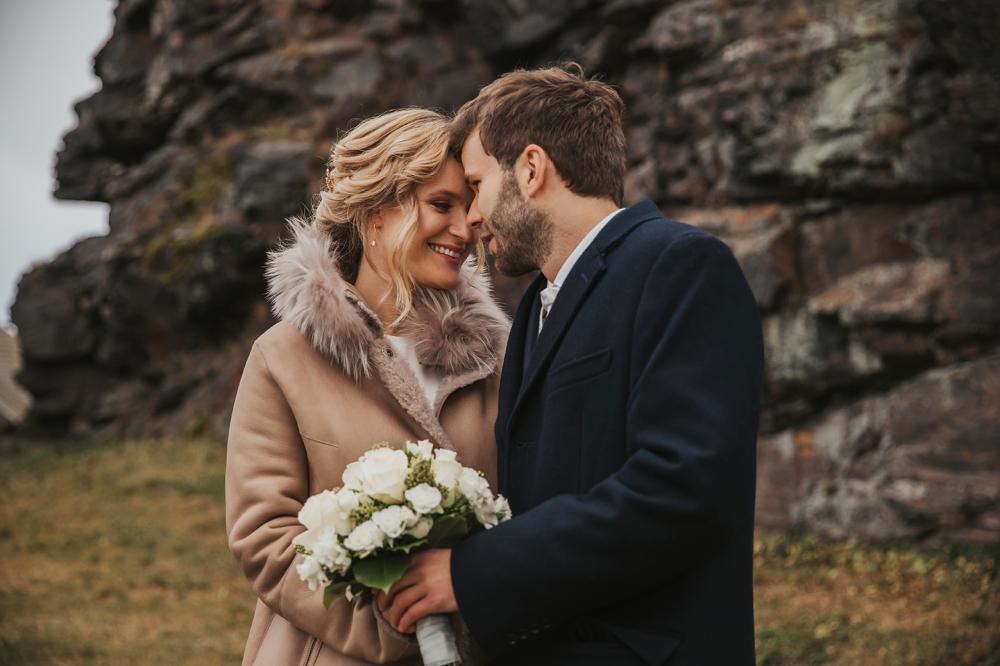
353,257,400,332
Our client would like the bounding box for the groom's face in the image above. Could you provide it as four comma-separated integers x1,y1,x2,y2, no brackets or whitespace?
461,130,552,277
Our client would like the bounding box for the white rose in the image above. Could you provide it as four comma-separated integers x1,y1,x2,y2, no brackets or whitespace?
474,502,500,528
459,468,498,527
372,505,417,540
296,554,330,592
405,439,434,460
342,461,364,491
292,530,319,550
458,468,491,504
407,516,433,539
432,449,462,504
298,490,339,531
359,448,409,504
343,520,385,557
312,527,352,574
331,488,360,536
293,528,319,552
494,495,511,522
474,495,511,529
405,483,443,515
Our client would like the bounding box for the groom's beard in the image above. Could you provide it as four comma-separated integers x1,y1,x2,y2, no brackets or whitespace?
487,170,553,277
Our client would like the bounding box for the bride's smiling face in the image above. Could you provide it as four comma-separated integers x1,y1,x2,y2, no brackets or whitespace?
373,157,478,290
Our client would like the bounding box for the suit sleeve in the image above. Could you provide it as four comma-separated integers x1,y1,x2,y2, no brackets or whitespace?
225,342,418,662
450,233,764,654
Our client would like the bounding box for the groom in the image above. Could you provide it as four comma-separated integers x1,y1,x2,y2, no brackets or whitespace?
381,65,764,665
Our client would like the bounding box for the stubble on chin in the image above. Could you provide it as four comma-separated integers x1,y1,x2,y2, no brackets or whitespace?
490,171,553,278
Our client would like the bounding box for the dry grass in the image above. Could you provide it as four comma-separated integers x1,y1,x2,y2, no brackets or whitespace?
0,435,997,665
754,533,999,665
0,436,249,664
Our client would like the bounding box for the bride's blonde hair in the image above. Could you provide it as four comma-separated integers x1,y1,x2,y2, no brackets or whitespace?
314,108,483,327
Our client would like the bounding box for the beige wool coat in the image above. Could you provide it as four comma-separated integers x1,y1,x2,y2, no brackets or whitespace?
225,219,508,666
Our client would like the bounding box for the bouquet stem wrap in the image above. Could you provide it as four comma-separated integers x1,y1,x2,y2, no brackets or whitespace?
416,614,460,666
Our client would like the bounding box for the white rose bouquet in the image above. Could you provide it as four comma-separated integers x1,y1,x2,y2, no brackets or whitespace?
293,439,511,666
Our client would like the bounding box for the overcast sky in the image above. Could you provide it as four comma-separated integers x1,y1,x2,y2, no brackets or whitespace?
0,1,115,328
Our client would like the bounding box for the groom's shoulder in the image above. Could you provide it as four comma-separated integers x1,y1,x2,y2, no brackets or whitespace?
616,201,724,259
637,217,711,244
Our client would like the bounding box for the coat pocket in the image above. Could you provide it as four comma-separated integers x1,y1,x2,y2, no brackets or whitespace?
548,347,613,392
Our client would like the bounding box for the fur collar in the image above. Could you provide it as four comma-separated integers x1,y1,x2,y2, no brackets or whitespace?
264,217,509,381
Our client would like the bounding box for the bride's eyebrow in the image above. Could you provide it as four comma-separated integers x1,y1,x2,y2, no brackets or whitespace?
424,188,466,200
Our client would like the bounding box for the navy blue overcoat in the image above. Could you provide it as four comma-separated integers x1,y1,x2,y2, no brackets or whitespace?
452,199,764,666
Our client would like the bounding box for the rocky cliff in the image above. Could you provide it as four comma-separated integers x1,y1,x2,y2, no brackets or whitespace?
12,0,1000,541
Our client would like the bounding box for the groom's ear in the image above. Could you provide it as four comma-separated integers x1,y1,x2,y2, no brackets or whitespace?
518,144,549,198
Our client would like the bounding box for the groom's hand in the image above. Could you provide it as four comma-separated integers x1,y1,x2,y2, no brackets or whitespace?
378,548,457,633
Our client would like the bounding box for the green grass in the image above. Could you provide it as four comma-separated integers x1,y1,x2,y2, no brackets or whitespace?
0,435,997,665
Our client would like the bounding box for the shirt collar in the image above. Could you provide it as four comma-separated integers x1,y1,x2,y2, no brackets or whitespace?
549,207,625,289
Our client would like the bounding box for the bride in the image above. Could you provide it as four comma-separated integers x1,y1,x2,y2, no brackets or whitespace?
225,108,508,665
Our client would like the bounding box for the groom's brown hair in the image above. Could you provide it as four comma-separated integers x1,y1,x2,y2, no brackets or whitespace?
450,63,627,206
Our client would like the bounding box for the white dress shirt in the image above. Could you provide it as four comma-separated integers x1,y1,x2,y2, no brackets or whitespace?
538,208,625,334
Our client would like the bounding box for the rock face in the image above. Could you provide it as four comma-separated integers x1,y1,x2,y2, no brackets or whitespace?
11,0,1000,541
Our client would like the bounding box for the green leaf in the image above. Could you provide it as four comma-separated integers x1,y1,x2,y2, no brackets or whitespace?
426,514,469,547
353,554,412,593
323,581,349,608
388,538,428,554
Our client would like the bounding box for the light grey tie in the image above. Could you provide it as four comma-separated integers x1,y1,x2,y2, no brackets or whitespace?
538,283,559,334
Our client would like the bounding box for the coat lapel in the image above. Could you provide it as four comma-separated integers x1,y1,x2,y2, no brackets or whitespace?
432,360,500,419
504,202,663,438
521,281,544,377
497,275,545,438
374,349,456,450
505,252,607,437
